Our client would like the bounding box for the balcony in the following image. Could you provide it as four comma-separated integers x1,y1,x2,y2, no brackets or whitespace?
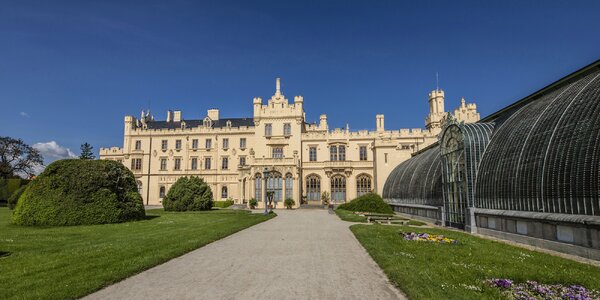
252,157,296,166
303,160,373,169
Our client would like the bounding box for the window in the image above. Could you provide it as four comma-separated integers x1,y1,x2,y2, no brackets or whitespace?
221,186,228,199
161,140,168,150
330,146,337,161
160,158,167,170
191,158,198,170
175,140,182,150
359,146,368,161
285,173,293,200
265,123,272,136
204,157,211,170
356,175,372,197
135,140,141,150
159,186,166,198
283,123,291,136
254,173,262,200
239,156,246,166
331,175,346,203
131,158,142,170
338,146,346,161
306,175,321,201
222,157,228,170
266,171,282,202
205,139,212,149
272,147,283,159
223,138,229,149
174,158,181,170
240,138,247,149
309,147,317,161
192,139,199,149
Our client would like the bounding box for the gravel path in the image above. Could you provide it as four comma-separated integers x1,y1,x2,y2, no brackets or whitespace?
84,209,405,300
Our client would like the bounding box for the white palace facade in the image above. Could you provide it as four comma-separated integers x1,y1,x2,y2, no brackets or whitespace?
100,79,480,207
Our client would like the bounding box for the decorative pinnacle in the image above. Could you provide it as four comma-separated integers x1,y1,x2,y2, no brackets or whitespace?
276,77,281,95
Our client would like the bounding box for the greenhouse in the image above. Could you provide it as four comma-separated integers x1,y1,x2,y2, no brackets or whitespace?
383,60,600,260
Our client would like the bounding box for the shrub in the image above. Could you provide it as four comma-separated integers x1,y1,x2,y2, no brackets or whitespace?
284,198,295,209
162,177,213,211
321,191,330,205
214,199,234,208
12,159,145,226
7,185,27,210
337,193,393,214
0,178,30,207
249,198,258,209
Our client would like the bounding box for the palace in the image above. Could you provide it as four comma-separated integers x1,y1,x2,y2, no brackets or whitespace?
100,79,479,207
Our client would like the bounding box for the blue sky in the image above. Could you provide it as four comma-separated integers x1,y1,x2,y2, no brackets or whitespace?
1,0,600,165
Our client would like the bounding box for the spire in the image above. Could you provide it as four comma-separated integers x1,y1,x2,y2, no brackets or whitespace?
275,77,281,95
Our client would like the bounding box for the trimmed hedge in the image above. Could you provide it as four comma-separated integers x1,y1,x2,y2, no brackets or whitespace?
337,193,394,214
162,177,213,211
12,159,145,226
214,199,234,208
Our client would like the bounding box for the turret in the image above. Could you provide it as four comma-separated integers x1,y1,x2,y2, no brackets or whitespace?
319,114,328,130
425,89,445,130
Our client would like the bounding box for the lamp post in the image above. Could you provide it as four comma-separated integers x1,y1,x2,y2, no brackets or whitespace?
263,167,270,215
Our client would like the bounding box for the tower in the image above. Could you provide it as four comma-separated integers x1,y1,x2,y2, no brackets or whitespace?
425,89,445,130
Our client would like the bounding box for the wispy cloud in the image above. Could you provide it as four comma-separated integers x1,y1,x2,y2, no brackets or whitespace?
20,111,29,117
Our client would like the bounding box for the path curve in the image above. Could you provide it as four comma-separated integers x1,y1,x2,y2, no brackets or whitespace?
84,209,405,300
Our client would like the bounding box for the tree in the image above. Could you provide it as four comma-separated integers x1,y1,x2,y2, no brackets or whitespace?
80,143,95,160
0,136,43,179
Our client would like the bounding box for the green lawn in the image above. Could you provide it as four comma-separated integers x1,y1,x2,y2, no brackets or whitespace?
335,209,426,226
0,208,274,299
351,224,600,300
335,209,368,222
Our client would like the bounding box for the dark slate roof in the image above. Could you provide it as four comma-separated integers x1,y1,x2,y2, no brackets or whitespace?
143,118,255,129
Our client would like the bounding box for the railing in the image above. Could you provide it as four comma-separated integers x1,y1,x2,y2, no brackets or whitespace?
252,157,296,165
302,160,373,168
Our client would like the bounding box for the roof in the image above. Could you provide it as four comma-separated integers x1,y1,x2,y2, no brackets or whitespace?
143,118,255,130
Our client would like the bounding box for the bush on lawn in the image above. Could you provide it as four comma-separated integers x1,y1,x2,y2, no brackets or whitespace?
12,159,145,226
337,193,393,214
0,178,30,207
214,199,234,208
162,176,213,211
249,198,258,209
7,185,28,210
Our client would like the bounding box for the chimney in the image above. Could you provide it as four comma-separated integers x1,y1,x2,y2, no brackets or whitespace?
207,109,219,120
166,110,173,122
376,114,385,132
173,110,182,122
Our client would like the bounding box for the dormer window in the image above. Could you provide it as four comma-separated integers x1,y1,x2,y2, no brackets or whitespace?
203,117,212,128
226,120,232,128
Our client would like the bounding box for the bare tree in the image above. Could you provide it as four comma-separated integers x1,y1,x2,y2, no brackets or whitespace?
0,137,44,178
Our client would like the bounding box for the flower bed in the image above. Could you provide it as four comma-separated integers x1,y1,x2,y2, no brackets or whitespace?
401,232,458,244
486,279,600,300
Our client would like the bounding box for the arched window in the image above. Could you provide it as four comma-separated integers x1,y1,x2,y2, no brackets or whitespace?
203,117,212,128
136,180,143,194
285,173,293,200
331,175,346,203
159,186,166,198
266,171,283,202
306,175,321,201
254,173,262,201
222,186,228,199
356,174,372,197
